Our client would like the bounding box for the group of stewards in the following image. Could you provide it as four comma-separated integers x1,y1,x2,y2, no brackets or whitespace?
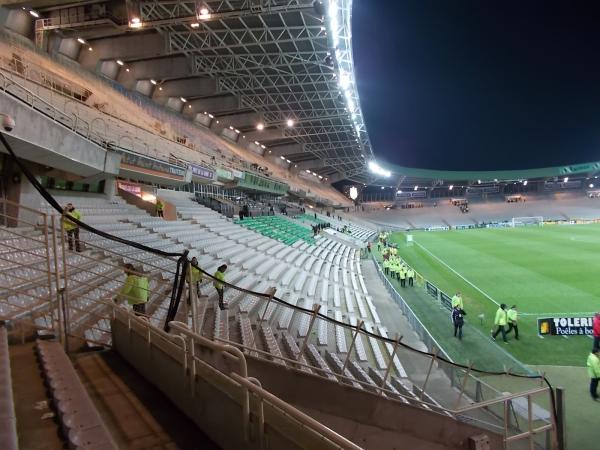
115,260,230,316
588,314,600,400
491,304,519,343
377,232,389,251
382,253,415,287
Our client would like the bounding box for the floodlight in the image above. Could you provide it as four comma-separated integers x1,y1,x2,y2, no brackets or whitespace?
380,186,384,190
190,22,200,28
339,71,351,89
254,141,260,145
349,186,358,200
306,170,311,173
150,79,157,85
523,180,528,186
77,38,86,44
590,183,594,188
280,156,285,160
116,60,124,66
563,177,568,183
256,123,264,131
397,190,402,194
125,68,130,72
29,10,39,18
477,179,481,184
129,17,142,28
368,161,391,178
414,185,418,191
180,97,187,102
88,47,93,51
449,185,453,190
260,144,266,149
286,119,294,127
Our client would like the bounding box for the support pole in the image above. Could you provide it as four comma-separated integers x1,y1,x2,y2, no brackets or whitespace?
50,215,63,345
379,334,402,395
297,304,321,362
41,213,55,334
59,213,70,352
454,362,473,409
420,348,439,400
555,387,565,450
342,320,364,375
188,265,199,334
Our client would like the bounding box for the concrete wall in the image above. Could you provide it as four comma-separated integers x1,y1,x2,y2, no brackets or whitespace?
111,317,503,450
0,90,121,177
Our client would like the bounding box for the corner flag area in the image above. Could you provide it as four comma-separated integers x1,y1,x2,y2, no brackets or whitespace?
374,223,600,368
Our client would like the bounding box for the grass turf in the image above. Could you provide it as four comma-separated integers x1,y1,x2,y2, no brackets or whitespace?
383,223,600,367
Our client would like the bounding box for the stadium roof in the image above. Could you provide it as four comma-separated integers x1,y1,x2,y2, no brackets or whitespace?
23,0,374,184
375,159,600,191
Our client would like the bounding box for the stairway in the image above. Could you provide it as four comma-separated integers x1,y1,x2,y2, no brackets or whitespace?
4,329,218,450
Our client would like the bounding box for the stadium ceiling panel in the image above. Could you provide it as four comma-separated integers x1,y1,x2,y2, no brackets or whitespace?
30,0,376,184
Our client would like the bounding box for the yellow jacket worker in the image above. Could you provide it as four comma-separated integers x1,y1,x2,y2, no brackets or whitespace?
62,203,82,252
119,264,149,315
587,349,600,400
214,264,228,310
491,304,508,343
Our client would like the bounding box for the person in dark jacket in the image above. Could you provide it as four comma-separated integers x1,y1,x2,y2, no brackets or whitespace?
452,306,466,340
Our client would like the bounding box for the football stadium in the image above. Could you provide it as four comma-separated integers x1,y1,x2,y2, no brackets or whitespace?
0,1,597,450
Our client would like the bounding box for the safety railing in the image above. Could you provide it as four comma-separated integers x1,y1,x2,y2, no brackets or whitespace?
0,198,560,449
109,304,362,449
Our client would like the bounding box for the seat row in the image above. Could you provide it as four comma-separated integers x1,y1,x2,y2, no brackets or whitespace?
36,340,117,449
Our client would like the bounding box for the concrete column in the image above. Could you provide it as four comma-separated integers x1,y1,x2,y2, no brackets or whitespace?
135,80,155,97
58,38,81,60
2,9,34,37
104,176,116,201
18,172,42,227
166,97,184,113
99,60,120,79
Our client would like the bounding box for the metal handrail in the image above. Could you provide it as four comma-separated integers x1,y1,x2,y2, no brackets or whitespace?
168,320,362,450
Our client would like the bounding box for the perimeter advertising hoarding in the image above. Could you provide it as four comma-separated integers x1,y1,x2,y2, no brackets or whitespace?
439,292,453,310
426,281,438,299
537,316,594,336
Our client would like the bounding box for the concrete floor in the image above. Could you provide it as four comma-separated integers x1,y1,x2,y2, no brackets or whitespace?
73,350,220,450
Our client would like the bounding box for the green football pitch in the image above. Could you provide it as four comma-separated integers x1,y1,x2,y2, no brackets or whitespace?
380,223,600,367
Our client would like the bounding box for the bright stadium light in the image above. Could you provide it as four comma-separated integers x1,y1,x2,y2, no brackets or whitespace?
116,59,124,66
563,177,569,182
150,79,157,85
256,123,264,131
477,179,481,184
523,180,528,186
349,186,358,200
397,190,402,194
368,161,391,178
29,10,39,18
414,185,418,191
590,183,594,188
449,185,454,190
339,71,351,89
77,38,86,44
381,186,385,190
286,119,294,127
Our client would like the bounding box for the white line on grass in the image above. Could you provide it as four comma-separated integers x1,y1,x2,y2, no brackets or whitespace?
414,241,501,307
414,241,596,317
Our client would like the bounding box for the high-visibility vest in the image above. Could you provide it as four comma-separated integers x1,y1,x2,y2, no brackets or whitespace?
213,270,225,289
62,210,81,231
119,275,149,305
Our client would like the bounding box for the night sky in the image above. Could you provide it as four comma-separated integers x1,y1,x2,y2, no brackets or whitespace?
352,0,600,171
